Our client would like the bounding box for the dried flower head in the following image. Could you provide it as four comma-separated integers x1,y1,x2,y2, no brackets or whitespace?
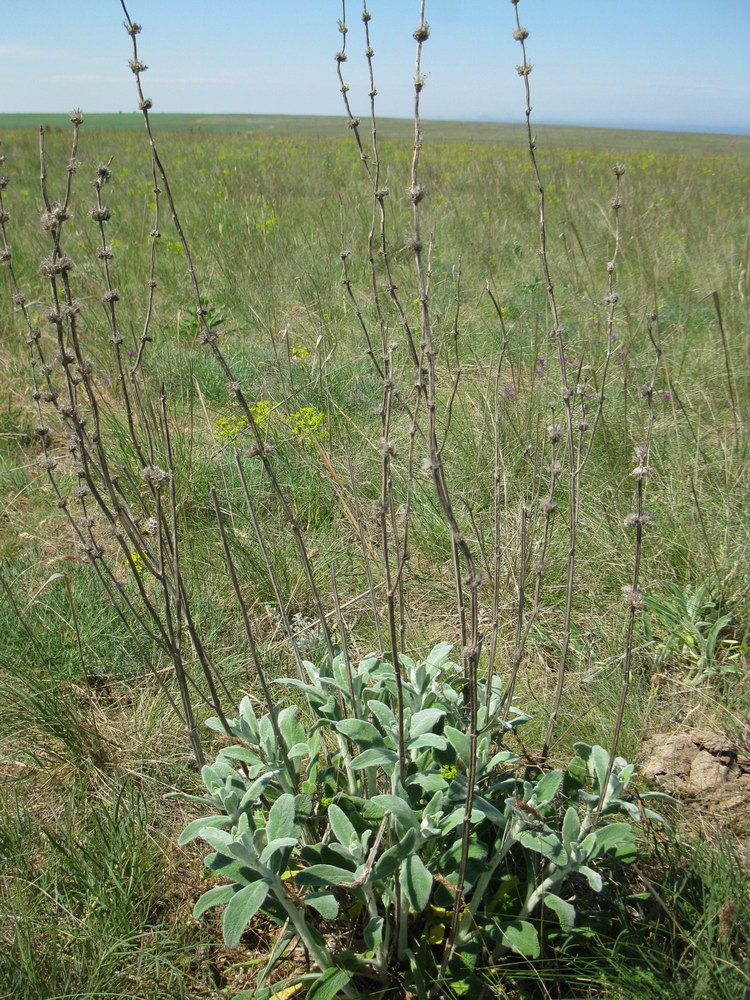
630,465,654,480
128,59,148,73
516,63,533,76
140,464,170,489
613,162,626,177
103,289,120,303
513,27,529,40
124,20,141,35
39,253,74,277
68,108,84,125
547,423,563,444
90,206,111,223
622,585,644,609
540,497,557,515
139,98,153,111
0,209,10,224
413,22,430,42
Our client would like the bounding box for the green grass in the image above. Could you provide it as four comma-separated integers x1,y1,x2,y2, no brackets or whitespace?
1,106,748,998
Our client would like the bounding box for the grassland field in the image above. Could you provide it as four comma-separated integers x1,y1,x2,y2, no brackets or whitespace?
0,112,748,999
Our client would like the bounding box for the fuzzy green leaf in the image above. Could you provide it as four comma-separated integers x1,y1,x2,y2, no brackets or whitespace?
499,920,540,958
222,880,270,947
327,803,359,852
178,815,232,846
516,828,567,865
294,863,358,886
267,793,296,841
402,853,433,912
544,892,576,930
335,718,384,748
409,708,445,737
193,882,241,918
532,769,564,806
561,806,581,850
306,966,354,1000
304,891,340,919
372,828,418,881
350,747,398,771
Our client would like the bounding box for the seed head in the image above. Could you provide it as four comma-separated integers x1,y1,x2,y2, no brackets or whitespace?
613,162,626,177
622,585,644,609
540,497,557,515
140,464,170,489
413,22,430,42
39,253,74,277
0,209,9,224
103,289,120,303
516,63,533,76
547,423,563,444
68,108,84,126
128,59,148,73
139,98,153,111
124,20,141,35
630,464,653,480
90,206,111,223
513,27,529,40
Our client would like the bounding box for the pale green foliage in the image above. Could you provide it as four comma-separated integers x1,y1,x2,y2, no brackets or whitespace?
643,580,741,682
177,644,671,998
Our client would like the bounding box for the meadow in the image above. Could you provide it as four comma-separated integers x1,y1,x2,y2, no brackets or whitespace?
0,95,749,1000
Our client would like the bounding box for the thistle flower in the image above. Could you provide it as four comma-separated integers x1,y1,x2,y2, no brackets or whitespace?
547,423,563,444
540,497,557,515
90,206,111,223
68,108,84,125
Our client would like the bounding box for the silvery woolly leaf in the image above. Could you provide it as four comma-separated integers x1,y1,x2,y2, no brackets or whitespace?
222,880,270,947
444,726,470,764
179,815,232,846
350,747,398,771
499,920,540,958
304,890,339,919
561,806,581,850
193,882,242,919
544,892,576,930
267,793,297,841
327,803,360,854
516,828,568,865
402,853,433,912
259,837,298,864
531,769,564,807
335,718,385,748
278,707,306,749
294,863,359,886
370,794,419,831
592,822,634,856
409,707,446,737
371,828,418,881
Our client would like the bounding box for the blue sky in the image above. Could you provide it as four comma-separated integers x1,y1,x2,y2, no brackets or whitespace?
2,1,749,133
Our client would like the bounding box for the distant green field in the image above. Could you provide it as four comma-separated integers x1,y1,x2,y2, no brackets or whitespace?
1,111,749,156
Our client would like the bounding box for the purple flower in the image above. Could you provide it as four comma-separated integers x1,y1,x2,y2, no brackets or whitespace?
610,331,618,340
504,384,516,399
663,391,672,401
126,348,134,357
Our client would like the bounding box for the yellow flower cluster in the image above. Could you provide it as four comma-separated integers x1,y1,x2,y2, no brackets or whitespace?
213,402,326,446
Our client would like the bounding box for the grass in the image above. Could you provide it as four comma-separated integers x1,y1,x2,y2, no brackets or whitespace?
0,106,748,998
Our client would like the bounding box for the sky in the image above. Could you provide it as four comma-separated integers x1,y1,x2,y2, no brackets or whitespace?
2,1,749,134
